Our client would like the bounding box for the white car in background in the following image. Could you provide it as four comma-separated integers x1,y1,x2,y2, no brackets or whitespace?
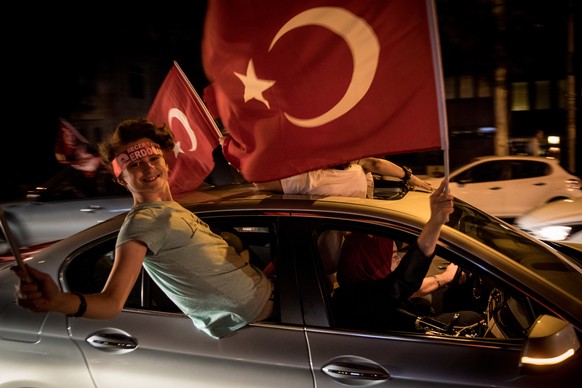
515,197,582,243
426,156,582,220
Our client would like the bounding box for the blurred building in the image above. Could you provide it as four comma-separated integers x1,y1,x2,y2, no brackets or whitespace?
439,0,580,174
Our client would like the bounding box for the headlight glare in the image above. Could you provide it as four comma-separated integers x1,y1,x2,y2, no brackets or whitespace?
537,226,572,241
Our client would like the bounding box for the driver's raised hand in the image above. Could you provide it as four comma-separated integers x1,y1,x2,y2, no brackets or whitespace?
417,178,454,257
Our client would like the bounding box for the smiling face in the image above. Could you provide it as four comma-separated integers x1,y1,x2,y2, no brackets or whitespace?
114,138,171,202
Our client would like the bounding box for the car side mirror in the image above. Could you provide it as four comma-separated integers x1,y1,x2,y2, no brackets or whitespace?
521,314,580,371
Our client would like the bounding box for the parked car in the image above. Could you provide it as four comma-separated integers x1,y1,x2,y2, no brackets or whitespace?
515,197,582,243
0,166,132,255
1,183,581,387
425,155,582,219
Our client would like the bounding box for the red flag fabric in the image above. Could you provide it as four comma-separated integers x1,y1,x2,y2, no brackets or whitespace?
55,118,101,175
202,0,445,182
147,62,221,195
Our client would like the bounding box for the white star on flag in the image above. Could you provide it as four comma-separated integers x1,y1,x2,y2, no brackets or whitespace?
234,59,276,108
173,141,185,158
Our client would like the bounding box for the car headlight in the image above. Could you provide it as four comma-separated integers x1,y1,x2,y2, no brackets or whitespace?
565,179,581,191
535,226,572,241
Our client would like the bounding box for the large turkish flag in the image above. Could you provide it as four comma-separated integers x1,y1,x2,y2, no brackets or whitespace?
202,0,447,182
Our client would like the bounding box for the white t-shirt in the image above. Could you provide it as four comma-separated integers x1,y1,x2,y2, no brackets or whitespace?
281,164,372,198
117,201,272,339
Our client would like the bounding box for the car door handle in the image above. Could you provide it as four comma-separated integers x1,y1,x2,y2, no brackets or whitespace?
80,205,104,213
86,329,138,353
322,361,390,382
489,187,502,190
533,182,547,186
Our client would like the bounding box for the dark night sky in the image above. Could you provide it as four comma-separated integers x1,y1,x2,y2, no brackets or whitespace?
3,1,208,199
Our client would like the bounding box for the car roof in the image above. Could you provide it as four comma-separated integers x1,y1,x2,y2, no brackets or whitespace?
470,155,561,163
424,155,576,183
168,184,546,267
445,155,580,179
175,183,433,226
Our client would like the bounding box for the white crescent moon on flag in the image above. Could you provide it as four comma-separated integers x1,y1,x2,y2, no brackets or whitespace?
168,107,198,151
269,7,380,128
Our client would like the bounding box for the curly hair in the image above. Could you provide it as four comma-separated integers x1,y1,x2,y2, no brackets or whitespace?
98,118,175,167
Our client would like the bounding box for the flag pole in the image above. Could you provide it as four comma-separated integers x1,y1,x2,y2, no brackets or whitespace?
172,61,225,143
0,206,31,282
426,0,450,184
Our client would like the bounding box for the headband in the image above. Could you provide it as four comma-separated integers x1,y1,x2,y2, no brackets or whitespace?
111,141,164,177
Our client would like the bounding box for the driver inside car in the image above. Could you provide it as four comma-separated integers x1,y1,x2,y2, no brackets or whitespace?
334,231,483,333
330,181,485,335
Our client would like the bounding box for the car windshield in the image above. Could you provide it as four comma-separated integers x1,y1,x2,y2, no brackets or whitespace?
448,198,582,298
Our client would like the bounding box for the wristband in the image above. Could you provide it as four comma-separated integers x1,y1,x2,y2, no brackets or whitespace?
433,275,442,288
401,165,412,182
69,292,87,317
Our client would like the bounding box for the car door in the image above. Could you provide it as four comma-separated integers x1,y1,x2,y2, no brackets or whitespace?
64,215,314,388
290,218,514,387
504,159,556,215
69,312,311,388
0,305,96,387
294,218,580,387
449,160,513,217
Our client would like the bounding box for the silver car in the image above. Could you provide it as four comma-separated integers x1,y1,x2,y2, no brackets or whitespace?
0,166,132,255
1,184,581,387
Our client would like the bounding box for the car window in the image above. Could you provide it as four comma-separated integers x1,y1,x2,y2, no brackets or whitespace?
63,218,279,318
447,199,582,298
210,222,276,273
509,160,550,179
455,161,508,183
312,224,546,340
63,235,160,310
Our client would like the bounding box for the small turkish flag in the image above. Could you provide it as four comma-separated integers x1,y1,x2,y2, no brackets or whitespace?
148,62,222,195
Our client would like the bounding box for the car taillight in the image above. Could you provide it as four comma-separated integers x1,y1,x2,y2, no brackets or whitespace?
565,179,581,191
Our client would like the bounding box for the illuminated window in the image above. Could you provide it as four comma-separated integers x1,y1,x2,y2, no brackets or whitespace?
511,82,530,111
558,79,568,109
445,77,456,99
476,77,492,97
534,80,550,109
460,75,474,98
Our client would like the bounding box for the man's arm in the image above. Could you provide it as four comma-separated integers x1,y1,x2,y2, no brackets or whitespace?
383,178,454,301
358,157,433,191
417,178,453,257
